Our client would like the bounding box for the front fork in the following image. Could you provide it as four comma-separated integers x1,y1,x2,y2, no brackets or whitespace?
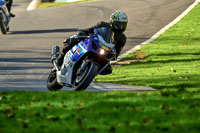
76,61,88,76
98,63,109,74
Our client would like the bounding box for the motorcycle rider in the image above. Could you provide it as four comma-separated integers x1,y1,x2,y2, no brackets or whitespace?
55,11,128,75
5,0,15,17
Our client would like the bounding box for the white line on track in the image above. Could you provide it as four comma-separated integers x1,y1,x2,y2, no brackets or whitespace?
27,0,41,11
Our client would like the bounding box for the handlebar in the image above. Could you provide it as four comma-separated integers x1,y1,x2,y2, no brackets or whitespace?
76,35,90,39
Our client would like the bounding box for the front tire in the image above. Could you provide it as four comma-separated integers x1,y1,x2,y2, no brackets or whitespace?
47,71,63,91
73,61,99,91
0,15,7,34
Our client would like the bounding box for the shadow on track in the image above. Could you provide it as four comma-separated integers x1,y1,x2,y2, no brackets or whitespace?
0,57,50,63
10,28,79,34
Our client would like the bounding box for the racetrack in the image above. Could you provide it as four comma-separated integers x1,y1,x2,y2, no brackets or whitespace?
0,0,195,91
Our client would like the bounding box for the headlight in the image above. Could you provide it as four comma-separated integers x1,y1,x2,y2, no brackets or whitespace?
100,49,105,55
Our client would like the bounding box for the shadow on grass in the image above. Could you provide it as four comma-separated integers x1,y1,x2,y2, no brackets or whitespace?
130,58,200,66
115,74,200,90
145,52,200,58
153,36,200,42
126,51,200,66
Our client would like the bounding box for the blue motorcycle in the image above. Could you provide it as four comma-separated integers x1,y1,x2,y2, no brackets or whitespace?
47,27,116,91
0,0,10,34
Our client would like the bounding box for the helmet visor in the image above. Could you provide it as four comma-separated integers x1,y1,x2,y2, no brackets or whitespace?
113,21,127,31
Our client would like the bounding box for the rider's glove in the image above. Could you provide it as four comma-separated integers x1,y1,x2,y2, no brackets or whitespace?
63,38,70,44
77,30,87,37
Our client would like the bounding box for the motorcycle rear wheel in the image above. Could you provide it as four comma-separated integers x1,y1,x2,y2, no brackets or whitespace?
0,15,7,34
73,61,99,91
47,71,63,91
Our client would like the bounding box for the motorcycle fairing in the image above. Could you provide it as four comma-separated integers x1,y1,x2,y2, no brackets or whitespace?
57,41,91,85
0,0,10,26
71,41,87,62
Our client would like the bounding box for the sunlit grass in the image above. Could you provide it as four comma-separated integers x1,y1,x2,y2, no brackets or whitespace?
38,2,66,8
38,0,94,8
0,91,200,132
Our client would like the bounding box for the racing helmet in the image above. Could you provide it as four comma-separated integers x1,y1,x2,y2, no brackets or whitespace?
110,11,128,33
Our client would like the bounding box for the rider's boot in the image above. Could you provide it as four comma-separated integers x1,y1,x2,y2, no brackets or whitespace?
10,13,15,18
55,54,65,70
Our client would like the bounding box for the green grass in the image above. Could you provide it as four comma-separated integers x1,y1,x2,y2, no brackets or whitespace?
38,0,94,8
38,2,67,8
1,2,200,133
0,91,200,133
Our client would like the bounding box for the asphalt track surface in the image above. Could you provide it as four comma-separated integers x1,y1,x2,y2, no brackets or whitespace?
0,0,195,91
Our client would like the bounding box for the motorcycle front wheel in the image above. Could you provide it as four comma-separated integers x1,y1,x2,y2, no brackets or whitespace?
47,71,63,91
0,15,7,34
73,61,99,91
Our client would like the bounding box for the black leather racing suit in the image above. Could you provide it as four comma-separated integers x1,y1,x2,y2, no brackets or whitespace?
57,21,127,75
5,0,13,13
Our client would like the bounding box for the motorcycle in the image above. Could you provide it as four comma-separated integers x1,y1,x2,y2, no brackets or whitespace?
0,0,10,34
47,27,116,91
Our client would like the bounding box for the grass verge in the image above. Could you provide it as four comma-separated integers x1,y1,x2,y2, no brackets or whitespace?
38,0,94,8
0,2,200,133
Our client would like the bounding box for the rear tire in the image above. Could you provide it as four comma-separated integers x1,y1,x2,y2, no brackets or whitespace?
47,71,63,91
0,15,7,34
73,61,99,91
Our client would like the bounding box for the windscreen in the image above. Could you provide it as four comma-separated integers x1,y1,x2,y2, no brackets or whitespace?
94,27,113,43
